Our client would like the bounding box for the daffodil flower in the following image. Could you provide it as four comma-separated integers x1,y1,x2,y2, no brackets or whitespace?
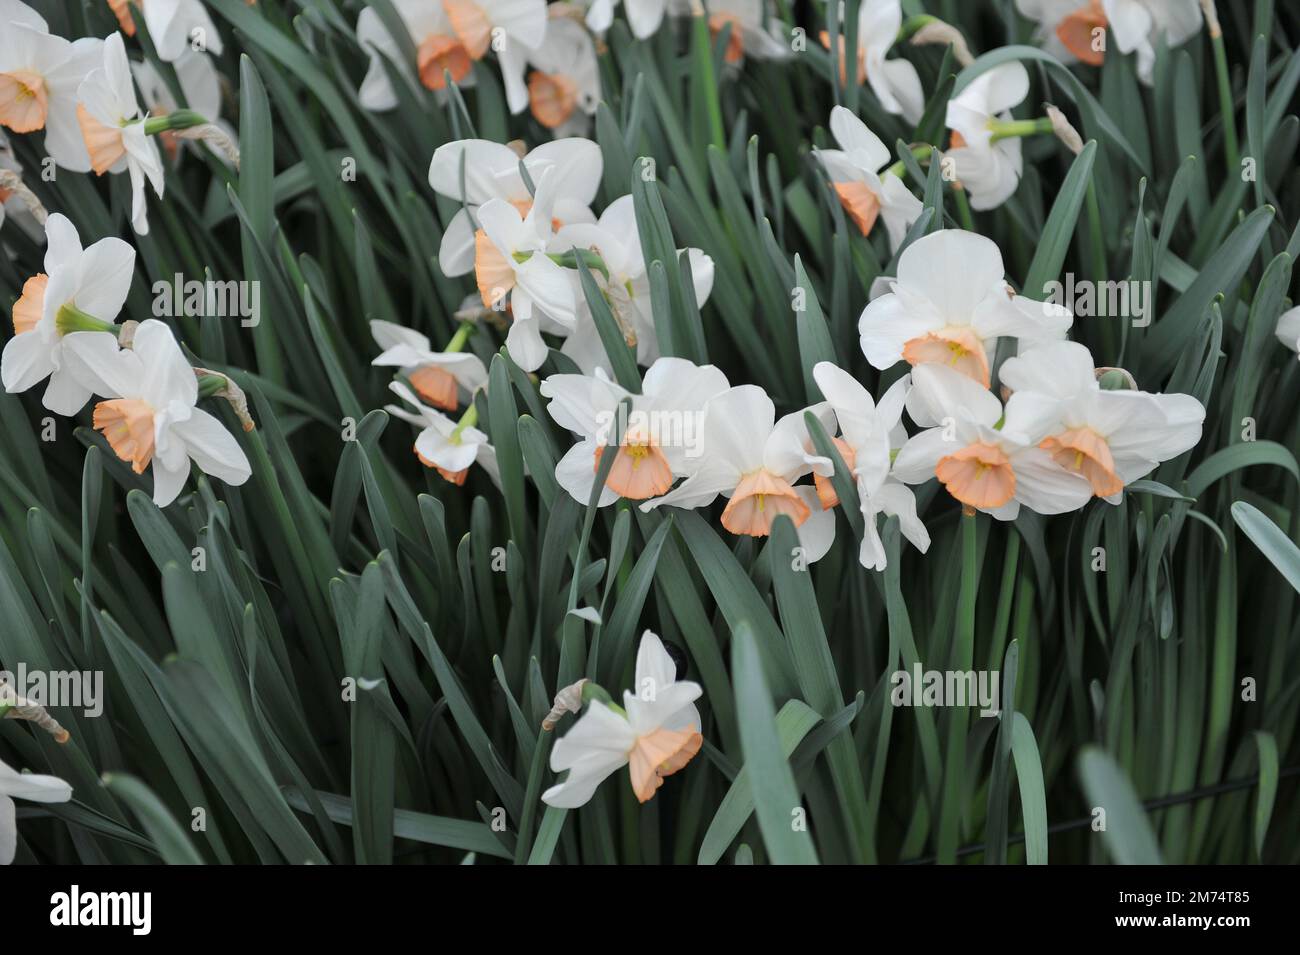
553,194,714,373
1102,0,1202,84
2,213,133,414
370,319,487,411
63,320,253,507
892,362,1093,519
944,62,1030,211
385,380,500,487
1017,0,1112,66
439,0,548,112
516,7,600,133
472,166,578,371
815,106,923,251
819,0,924,123
858,229,1071,387
428,136,600,277
641,385,837,559
1,755,72,865
542,631,703,808
356,0,475,109
585,0,668,39
76,33,165,235
0,2,103,171
1276,306,1300,360
131,49,233,166
540,356,729,505
812,362,930,570
998,341,1205,502
105,0,225,63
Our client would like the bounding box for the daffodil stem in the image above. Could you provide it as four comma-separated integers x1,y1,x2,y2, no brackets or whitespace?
1209,23,1239,176
197,374,227,400
897,14,937,42
142,109,208,136
450,403,478,442
513,248,610,281
444,320,474,353
937,509,980,864
1085,180,1116,361
953,184,975,231
581,681,626,716
884,144,935,180
55,303,116,337
989,117,1055,143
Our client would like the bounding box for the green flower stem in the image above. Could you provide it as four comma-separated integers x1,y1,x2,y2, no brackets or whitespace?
142,109,208,136
513,248,610,281
444,320,474,353
937,509,980,863
581,681,626,716
884,144,936,181
55,302,117,337
449,403,478,443
952,183,975,231
197,375,227,400
0,703,11,718
898,14,938,42
1208,23,1239,176
989,117,1055,143
1085,180,1116,361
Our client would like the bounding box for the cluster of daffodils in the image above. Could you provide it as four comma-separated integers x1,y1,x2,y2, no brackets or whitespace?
428,134,713,373
532,229,1203,577
355,0,791,132
0,2,235,236
2,214,252,506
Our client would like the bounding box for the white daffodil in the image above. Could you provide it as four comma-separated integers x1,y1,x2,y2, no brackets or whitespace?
471,166,578,371
1016,0,1110,66
355,0,475,111
106,0,224,63
998,340,1205,502
815,106,923,252
1102,0,1202,84
0,1,104,171
1276,306,1300,360
516,7,600,134
1,755,72,865
858,229,1071,388
543,631,703,808
131,48,233,166
428,136,600,277
945,62,1030,211
553,194,714,373
812,362,929,570
892,362,1093,519
369,319,488,411
584,0,667,39
385,380,500,487
821,0,924,123
540,356,729,505
439,0,548,111
62,320,252,506
76,33,165,235
2,213,133,414
642,385,837,559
